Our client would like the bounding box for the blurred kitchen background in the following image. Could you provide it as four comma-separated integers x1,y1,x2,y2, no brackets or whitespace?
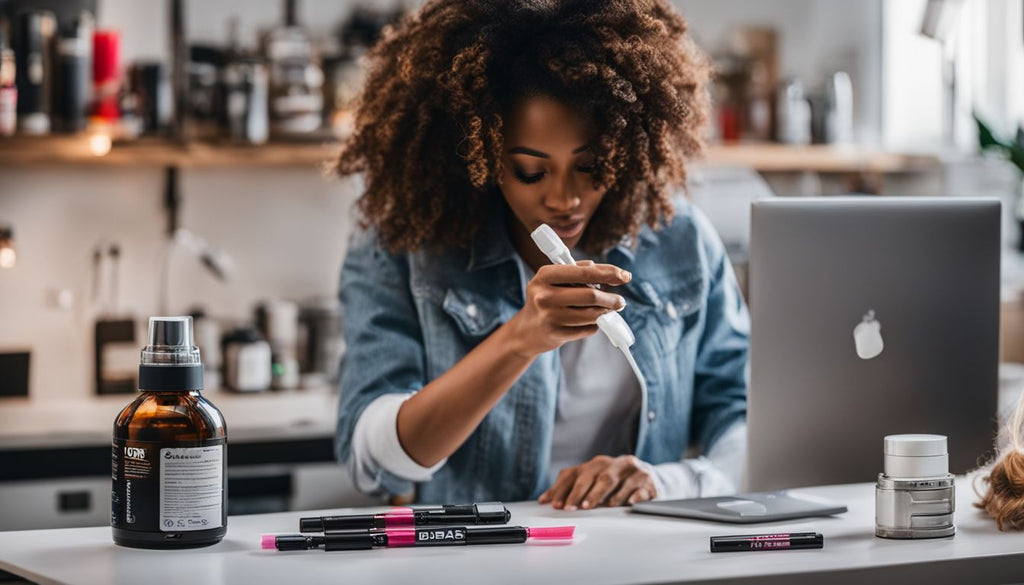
0,0,1023,530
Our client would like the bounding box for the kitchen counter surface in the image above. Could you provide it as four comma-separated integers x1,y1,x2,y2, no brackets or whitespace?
0,386,338,449
0,388,342,487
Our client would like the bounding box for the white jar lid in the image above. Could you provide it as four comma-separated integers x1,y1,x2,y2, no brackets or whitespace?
884,434,947,457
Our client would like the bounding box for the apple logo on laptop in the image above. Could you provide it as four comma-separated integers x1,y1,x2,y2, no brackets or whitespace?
853,310,884,360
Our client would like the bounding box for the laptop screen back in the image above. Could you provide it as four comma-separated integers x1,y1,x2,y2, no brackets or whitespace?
747,197,1000,490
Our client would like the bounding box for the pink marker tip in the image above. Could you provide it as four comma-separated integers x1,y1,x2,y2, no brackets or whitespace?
260,534,277,550
526,526,576,540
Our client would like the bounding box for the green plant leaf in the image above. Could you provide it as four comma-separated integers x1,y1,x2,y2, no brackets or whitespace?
1012,149,1024,175
975,113,1009,151
974,113,1024,174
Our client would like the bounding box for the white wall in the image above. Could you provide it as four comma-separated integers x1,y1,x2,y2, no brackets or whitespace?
881,0,957,150
978,0,1024,134
675,0,883,145
0,166,361,402
882,0,1024,151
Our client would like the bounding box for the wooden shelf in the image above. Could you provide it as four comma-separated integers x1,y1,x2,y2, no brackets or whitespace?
701,143,939,174
0,135,341,169
0,135,940,173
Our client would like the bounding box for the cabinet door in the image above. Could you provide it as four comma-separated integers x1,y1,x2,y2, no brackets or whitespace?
0,477,110,530
290,462,380,510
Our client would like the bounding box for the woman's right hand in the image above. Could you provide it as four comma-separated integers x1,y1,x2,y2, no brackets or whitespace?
505,261,631,358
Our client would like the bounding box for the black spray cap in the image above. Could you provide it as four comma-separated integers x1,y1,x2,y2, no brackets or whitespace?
138,316,203,391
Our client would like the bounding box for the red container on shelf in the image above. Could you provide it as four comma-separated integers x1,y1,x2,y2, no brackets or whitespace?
718,104,741,143
92,30,120,121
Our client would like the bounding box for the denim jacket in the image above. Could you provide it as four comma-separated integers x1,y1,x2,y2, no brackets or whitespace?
335,197,749,504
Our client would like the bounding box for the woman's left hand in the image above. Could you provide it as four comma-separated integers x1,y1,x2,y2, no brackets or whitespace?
538,455,658,510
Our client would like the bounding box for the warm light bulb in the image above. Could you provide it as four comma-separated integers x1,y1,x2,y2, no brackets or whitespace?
89,133,112,157
0,245,15,269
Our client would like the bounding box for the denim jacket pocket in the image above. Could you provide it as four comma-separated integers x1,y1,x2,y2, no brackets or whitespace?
441,288,506,338
631,270,705,355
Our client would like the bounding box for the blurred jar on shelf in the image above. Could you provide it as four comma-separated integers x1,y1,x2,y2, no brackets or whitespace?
53,12,93,133
256,300,300,390
91,28,119,124
731,27,777,143
219,17,269,145
262,0,323,138
15,10,56,135
323,5,403,138
810,71,854,145
127,62,171,136
297,298,344,387
711,51,747,144
222,55,268,145
0,29,16,137
775,77,811,145
186,45,224,140
222,326,271,393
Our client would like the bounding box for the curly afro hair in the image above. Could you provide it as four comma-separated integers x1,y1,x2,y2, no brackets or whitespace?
336,0,712,254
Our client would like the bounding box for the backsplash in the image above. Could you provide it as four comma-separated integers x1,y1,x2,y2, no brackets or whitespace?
0,165,360,402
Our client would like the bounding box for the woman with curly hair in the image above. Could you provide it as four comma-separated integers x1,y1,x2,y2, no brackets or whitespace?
334,0,749,509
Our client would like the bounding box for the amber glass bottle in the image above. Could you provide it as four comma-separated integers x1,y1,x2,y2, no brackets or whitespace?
111,316,227,549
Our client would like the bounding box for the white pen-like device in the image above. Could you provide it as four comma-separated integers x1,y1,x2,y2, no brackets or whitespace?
530,224,635,349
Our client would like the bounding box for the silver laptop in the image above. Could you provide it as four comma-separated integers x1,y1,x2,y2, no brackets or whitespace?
746,197,1000,490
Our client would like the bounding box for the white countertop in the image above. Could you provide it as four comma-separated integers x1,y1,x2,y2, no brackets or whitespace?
1,480,1023,585
0,387,338,447
3,365,1022,450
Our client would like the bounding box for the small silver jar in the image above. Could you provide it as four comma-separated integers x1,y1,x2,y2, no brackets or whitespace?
875,434,955,539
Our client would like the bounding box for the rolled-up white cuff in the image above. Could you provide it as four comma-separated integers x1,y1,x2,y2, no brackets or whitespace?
648,420,746,500
351,393,446,492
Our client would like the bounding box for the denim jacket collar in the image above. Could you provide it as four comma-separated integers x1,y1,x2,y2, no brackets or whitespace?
466,202,519,272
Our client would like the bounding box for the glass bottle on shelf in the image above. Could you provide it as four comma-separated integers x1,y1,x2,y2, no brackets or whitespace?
0,25,16,137
262,0,324,139
222,18,269,145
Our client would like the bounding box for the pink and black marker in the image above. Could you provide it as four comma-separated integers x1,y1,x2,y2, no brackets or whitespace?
263,525,575,551
298,502,510,532
709,532,823,553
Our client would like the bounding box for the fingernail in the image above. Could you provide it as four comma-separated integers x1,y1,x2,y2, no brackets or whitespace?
554,501,563,508
620,270,631,281
582,501,591,509
564,504,577,512
617,296,626,310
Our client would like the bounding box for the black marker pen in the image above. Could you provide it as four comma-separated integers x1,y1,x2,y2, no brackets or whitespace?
710,532,823,553
299,502,511,532
263,525,574,551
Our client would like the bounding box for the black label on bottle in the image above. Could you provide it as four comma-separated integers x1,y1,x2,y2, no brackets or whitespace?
111,438,226,533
